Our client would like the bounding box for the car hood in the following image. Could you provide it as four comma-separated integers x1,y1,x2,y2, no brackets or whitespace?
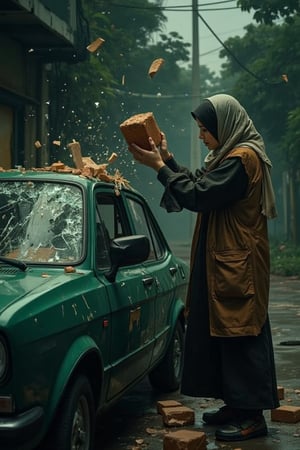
0,266,88,315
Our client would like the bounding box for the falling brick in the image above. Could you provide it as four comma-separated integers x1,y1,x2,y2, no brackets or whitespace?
34,140,42,149
86,37,105,53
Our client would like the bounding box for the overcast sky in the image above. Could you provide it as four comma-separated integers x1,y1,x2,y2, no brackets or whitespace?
163,0,254,74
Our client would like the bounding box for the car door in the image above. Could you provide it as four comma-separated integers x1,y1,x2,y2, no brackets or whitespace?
124,194,182,366
93,188,156,401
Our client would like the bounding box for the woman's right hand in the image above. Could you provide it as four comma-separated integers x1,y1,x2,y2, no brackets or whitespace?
128,137,165,172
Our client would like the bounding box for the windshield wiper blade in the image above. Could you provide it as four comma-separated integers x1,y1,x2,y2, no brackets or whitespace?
0,257,27,272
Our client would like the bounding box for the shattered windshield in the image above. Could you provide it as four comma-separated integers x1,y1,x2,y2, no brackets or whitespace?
0,180,84,264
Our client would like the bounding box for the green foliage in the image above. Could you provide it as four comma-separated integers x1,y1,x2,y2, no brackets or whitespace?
237,0,300,24
281,107,300,166
219,17,300,175
270,240,300,276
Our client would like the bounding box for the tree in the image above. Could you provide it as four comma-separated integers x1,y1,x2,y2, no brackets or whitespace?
238,0,300,24
219,13,300,242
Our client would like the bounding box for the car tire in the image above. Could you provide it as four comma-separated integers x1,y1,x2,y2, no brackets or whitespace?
148,320,184,392
43,375,95,450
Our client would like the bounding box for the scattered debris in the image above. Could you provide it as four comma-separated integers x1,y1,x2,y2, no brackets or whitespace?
64,266,76,273
145,427,167,436
87,37,105,53
148,58,165,78
34,140,42,149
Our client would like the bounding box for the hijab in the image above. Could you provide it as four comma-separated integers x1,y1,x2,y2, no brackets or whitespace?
192,94,277,219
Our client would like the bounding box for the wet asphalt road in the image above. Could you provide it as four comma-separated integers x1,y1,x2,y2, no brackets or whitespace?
94,250,300,450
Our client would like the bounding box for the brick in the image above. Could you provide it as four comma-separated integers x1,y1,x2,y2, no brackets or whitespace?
67,141,84,169
162,406,195,427
277,386,285,401
163,429,207,450
271,405,300,423
157,400,183,415
119,112,161,150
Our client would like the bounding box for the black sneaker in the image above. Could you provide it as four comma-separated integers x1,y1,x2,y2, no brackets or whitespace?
202,405,236,425
215,415,268,441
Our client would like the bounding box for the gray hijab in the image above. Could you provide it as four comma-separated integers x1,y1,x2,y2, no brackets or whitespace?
196,94,277,219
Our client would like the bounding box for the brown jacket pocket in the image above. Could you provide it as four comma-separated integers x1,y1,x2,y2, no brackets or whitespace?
212,249,254,300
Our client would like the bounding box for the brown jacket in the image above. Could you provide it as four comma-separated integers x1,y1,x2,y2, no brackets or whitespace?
189,147,270,337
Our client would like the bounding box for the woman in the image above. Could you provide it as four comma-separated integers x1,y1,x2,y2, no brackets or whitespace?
128,93,279,442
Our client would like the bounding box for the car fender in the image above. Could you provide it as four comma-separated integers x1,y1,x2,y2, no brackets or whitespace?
45,335,102,428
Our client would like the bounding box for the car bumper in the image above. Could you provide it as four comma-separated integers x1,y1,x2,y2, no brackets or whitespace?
0,406,44,447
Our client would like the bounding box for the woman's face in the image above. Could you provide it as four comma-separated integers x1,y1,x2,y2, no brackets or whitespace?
196,119,219,150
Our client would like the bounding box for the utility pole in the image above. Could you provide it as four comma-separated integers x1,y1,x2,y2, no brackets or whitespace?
190,0,201,235
191,0,201,169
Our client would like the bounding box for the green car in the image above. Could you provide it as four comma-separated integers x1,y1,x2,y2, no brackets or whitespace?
0,169,189,450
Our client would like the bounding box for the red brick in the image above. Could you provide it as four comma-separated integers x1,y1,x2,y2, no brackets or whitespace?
119,112,161,150
277,386,285,401
162,406,195,427
163,429,207,450
271,405,300,423
157,400,183,415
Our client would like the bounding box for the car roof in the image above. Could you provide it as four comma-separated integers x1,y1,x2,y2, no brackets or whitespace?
0,167,139,197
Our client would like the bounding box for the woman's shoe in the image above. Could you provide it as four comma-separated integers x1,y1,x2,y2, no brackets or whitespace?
215,415,268,441
202,405,236,425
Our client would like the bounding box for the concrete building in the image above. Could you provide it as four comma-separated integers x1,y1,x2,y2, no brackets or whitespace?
0,0,89,169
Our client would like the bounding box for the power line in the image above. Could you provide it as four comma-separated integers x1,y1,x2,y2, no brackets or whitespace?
197,11,287,86
108,2,288,87
109,1,239,12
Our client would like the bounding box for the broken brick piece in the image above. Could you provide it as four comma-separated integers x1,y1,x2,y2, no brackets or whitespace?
157,400,183,415
271,405,300,423
163,429,207,450
277,386,285,401
162,406,195,427
68,141,84,169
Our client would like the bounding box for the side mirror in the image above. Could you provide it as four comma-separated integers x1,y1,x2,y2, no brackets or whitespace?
105,235,150,282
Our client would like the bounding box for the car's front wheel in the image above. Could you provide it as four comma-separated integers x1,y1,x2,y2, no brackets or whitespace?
148,320,184,392
43,375,95,450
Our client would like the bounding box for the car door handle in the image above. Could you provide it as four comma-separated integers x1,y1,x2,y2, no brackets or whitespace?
169,266,177,276
142,277,154,287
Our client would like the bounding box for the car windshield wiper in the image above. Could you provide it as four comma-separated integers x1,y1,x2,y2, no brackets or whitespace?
0,256,27,272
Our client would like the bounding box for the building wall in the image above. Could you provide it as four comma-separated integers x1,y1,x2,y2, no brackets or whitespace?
0,35,50,169
0,0,89,170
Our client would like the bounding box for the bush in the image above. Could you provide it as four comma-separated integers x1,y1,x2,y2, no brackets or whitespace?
270,240,300,277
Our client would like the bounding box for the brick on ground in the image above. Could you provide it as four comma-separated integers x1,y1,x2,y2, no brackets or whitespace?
271,405,300,423
157,400,183,415
162,405,195,427
277,386,285,401
163,429,207,450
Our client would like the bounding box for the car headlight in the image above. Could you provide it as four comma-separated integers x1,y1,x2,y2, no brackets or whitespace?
0,338,8,381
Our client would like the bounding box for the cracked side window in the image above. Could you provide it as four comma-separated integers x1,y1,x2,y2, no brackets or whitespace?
0,181,83,264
